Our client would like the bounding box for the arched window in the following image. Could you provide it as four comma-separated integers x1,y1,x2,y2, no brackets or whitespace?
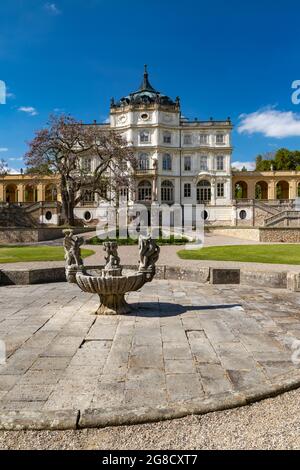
138,153,150,170
138,180,152,202
197,180,211,203
161,180,174,203
162,154,172,171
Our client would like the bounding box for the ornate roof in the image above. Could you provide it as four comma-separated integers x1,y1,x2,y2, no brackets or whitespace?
111,65,179,108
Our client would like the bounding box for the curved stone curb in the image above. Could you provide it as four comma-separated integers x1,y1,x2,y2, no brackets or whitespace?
0,264,289,289
0,410,79,431
1,371,300,431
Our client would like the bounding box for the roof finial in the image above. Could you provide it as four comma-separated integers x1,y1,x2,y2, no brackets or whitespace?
139,64,155,92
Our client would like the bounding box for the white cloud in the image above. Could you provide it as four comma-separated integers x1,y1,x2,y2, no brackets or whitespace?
237,107,300,138
44,3,61,15
0,148,8,152
8,157,23,161
18,106,38,116
232,161,256,171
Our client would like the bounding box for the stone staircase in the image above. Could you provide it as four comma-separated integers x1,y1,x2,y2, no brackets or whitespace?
0,203,39,228
265,210,300,227
254,200,280,216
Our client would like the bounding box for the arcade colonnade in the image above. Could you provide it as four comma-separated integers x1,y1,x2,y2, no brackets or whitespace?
0,176,61,204
232,172,300,201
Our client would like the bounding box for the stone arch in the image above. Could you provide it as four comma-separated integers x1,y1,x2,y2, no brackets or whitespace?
5,184,17,203
235,181,248,199
45,184,58,202
276,180,289,199
255,181,268,200
24,184,38,202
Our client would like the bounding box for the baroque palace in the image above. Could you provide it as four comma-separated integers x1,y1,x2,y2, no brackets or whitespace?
1,66,300,228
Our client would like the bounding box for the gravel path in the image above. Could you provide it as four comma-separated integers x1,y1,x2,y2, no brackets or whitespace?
1,388,300,449
1,243,300,272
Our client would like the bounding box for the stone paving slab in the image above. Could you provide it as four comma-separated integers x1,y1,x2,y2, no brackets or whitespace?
1,280,300,429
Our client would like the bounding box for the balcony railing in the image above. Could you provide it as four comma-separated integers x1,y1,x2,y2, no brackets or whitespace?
135,167,156,176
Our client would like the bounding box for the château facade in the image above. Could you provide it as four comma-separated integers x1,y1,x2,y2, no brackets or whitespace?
75,65,234,224
1,66,300,228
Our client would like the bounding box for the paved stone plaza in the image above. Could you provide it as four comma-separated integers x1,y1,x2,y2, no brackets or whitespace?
1,280,300,429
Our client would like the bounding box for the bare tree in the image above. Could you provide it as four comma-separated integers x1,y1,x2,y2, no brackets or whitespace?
25,115,136,225
0,159,8,176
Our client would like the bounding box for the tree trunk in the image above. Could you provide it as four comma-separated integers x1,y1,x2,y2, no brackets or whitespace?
60,177,75,226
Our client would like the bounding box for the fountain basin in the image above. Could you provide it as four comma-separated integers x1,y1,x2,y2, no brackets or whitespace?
64,232,160,315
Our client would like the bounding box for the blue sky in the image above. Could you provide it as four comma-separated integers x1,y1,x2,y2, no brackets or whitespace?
0,0,300,172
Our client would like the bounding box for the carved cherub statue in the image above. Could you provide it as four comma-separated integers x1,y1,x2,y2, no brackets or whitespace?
103,241,120,270
138,235,160,273
63,229,84,268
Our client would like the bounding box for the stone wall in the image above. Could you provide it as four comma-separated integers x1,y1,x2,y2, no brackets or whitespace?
0,227,95,243
259,228,300,243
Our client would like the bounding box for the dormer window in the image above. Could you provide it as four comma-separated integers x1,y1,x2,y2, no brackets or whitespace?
140,130,150,143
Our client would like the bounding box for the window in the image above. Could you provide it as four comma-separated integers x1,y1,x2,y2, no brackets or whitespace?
45,211,52,221
119,186,128,201
138,180,152,201
200,156,208,171
239,210,247,220
161,180,174,202
84,211,92,221
163,153,172,171
140,130,150,143
83,190,95,203
184,183,191,198
216,156,224,171
82,157,92,172
216,134,224,144
199,134,208,145
197,180,211,203
201,210,209,220
163,132,171,144
184,156,191,171
183,134,192,145
217,183,224,197
138,153,150,170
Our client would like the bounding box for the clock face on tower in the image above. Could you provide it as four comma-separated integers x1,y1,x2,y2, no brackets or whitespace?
118,114,127,124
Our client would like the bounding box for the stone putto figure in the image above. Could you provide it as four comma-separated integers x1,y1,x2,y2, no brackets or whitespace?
103,241,121,270
63,229,84,282
138,235,160,276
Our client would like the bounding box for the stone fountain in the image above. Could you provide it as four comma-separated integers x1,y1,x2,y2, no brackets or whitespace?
63,229,160,315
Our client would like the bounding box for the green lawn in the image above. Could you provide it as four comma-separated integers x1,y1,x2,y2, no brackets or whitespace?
0,246,95,264
177,244,300,265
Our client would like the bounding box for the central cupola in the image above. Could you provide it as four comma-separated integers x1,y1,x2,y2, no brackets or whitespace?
111,65,180,110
